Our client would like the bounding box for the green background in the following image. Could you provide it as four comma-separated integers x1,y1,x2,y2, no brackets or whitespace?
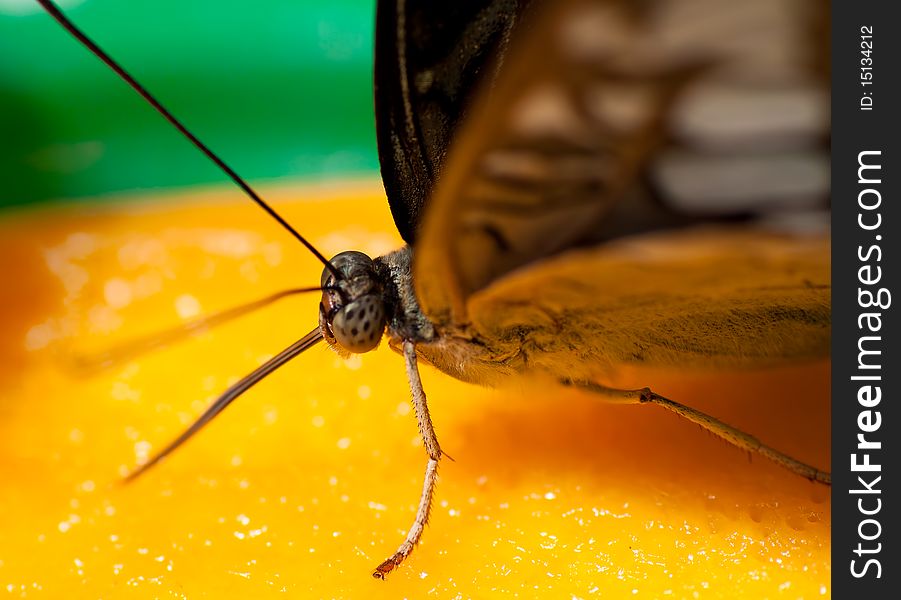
0,0,378,209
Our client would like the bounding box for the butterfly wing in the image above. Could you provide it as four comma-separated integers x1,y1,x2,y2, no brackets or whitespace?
374,0,534,245
411,0,830,328
463,227,829,382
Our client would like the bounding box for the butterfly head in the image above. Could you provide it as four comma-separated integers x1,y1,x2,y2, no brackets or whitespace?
319,251,387,355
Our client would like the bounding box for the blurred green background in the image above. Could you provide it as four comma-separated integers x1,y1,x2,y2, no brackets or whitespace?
0,0,378,210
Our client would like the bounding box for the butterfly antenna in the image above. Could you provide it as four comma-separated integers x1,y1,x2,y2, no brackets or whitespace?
37,0,342,280
70,286,327,372
125,327,324,482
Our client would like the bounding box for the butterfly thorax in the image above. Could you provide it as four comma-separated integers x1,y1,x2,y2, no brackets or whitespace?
373,246,436,344
373,246,522,386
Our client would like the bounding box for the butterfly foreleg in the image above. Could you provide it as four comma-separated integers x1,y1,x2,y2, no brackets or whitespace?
563,380,831,486
372,340,444,579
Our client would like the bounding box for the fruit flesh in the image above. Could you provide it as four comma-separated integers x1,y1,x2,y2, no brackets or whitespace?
0,182,829,598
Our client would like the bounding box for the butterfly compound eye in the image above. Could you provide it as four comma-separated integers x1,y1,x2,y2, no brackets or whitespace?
319,251,385,353
331,295,386,353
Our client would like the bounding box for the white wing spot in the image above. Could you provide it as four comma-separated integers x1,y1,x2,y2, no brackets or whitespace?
511,85,585,140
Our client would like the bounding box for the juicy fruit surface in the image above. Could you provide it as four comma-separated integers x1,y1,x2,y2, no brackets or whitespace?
0,182,829,598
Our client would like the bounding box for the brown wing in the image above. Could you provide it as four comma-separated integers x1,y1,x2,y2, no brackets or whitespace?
414,225,829,385
413,0,830,325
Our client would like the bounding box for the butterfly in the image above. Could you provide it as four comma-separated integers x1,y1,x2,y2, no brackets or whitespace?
39,0,831,580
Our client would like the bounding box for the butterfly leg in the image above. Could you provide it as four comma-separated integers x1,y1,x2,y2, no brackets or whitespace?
372,340,443,579
564,380,831,485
